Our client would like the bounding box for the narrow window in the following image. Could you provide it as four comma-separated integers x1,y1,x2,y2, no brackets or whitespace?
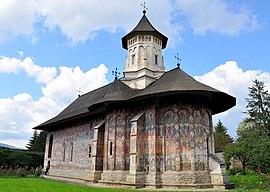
63,143,66,161
48,135,53,158
109,141,113,156
131,54,135,65
89,145,92,158
70,143,74,162
155,55,158,65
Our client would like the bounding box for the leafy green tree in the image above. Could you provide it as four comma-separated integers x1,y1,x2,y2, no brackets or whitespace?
224,120,270,173
246,79,270,136
224,142,250,170
214,119,233,153
224,80,270,173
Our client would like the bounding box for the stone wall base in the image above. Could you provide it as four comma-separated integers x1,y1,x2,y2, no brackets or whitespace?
48,168,102,182
47,169,234,190
100,170,129,184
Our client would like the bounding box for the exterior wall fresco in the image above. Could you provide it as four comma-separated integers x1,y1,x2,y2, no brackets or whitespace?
105,111,132,171
158,105,211,172
44,121,96,173
44,102,215,186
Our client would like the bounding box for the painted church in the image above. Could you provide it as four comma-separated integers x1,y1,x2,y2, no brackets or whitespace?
35,11,236,189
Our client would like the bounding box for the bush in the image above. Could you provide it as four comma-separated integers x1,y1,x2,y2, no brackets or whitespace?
228,168,247,175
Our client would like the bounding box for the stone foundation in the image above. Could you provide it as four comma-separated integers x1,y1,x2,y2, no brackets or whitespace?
48,168,102,182
99,170,129,184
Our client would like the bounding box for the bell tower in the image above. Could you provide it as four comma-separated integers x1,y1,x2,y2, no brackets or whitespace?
121,11,168,89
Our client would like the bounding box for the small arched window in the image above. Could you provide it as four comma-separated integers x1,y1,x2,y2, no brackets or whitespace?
70,143,74,162
109,141,113,156
89,145,92,158
62,143,66,161
48,135,53,158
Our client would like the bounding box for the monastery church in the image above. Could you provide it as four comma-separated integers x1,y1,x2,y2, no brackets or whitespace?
35,10,236,189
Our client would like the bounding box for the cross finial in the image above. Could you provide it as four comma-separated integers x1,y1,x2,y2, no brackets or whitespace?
141,1,148,15
112,68,121,80
175,53,181,68
76,88,83,97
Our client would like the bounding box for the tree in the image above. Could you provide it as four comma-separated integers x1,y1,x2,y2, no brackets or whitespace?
26,130,47,152
224,80,270,173
26,130,38,151
214,120,233,153
246,79,270,136
224,119,270,173
224,142,250,170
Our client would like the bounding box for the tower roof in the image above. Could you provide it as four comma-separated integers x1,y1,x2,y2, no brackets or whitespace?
122,13,168,49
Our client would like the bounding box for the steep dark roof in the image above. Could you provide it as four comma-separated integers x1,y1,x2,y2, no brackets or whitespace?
34,80,137,129
122,14,168,49
131,67,236,114
35,67,236,130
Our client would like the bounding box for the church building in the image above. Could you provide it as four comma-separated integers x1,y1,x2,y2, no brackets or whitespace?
35,11,236,189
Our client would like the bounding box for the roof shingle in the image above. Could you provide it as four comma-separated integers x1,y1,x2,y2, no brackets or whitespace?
121,14,168,49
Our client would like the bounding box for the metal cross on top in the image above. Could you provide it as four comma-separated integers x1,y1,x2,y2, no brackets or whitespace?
175,53,181,68
112,68,121,80
141,1,148,14
76,88,83,97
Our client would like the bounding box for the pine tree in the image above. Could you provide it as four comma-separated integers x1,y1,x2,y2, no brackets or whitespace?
26,130,47,152
214,120,233,153
246,79,270,136
26,130,38,151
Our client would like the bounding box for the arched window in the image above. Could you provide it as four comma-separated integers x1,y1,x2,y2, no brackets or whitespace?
62,143,66,161
70,142,74,162
48,135,53,158
89,145,92,158
109,141,113,156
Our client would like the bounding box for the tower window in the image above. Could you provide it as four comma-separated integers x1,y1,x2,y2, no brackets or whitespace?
155,55,158,65
132,55,135,65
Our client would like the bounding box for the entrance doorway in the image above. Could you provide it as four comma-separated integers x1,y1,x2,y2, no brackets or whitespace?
96,125,105,171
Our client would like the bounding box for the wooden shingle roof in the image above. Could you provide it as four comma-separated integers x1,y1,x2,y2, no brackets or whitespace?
34,67,236,130
121,14,168,49
34,80,137,129
131,67,236,114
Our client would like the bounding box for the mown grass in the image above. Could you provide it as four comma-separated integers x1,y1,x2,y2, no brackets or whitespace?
0,177,130,192
0,175,270,192
230,174,270,191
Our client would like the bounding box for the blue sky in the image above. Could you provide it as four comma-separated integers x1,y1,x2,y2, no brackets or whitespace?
0,0,269,148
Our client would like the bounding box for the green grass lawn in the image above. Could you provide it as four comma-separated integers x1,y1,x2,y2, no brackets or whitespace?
0,177,131,192
230,174,270,191
0,175,270,192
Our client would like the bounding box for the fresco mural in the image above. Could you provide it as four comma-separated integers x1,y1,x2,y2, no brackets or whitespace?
157,106,211,172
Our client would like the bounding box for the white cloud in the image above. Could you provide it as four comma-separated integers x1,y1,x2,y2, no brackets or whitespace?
0,56,57,84
42,64,108,105
0,139,29,149
175,0,259,35
38,0,180,44
194,61,270,138
0,56,108,148
0,0,38,42
0,0,259,44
